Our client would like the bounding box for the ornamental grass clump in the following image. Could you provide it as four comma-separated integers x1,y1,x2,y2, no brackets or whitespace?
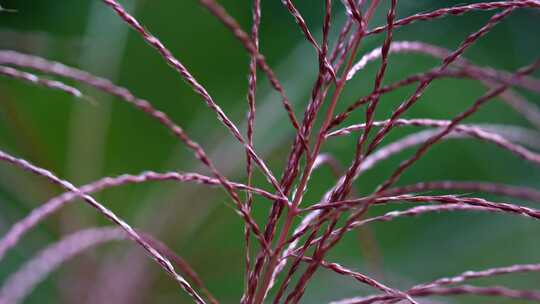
0,1,540,303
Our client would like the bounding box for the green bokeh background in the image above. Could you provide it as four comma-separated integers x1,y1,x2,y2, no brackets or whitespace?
0,1,539,303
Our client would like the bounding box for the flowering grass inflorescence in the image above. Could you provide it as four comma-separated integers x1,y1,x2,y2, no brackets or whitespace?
0,1,540,303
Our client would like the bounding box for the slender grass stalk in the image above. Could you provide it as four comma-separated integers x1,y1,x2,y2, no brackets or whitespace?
0,227,126,304
0,171,278,262
0,150,206,303
0,65,83,99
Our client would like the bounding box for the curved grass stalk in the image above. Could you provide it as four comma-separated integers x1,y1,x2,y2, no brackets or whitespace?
0,170,278,263
0,228,126,304
0,65,83,99
0,150,206,303
328,118,540,165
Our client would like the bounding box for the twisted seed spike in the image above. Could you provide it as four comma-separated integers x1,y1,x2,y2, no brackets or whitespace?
0,170,280,263
101,0,285,198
